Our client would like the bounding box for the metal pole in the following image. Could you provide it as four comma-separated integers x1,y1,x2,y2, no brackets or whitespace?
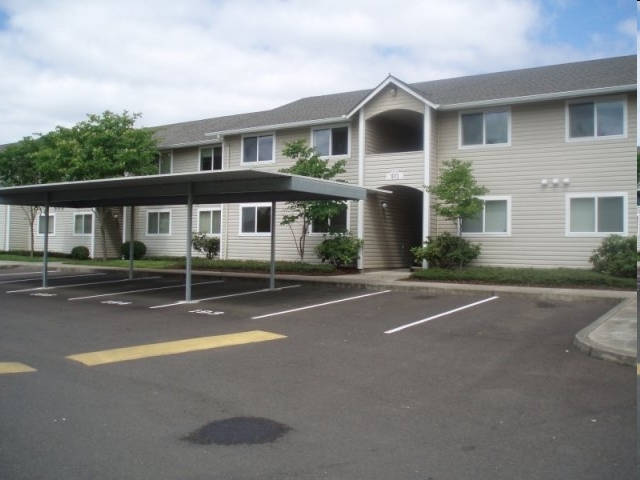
269,201,276,290
43,196,49,288
185,184,193,302
129,206,135,280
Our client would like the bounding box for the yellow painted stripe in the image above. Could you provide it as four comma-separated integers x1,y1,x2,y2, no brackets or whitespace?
0,362,37,374
66,330,286,366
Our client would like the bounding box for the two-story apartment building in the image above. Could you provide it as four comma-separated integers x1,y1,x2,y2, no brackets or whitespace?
1,55,636,269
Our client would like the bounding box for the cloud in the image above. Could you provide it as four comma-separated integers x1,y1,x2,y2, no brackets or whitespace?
0,0,634,144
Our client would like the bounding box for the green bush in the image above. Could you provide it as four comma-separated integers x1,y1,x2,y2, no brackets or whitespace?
589,234,637,278
120,240,147,260
70,245,90,260
191,232,220,259
315,233,363,269
411,232,481,269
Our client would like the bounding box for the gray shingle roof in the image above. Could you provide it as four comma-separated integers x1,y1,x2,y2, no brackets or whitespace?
155,55,636,148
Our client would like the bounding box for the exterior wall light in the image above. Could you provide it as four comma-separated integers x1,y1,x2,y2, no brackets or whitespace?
381,201,389,209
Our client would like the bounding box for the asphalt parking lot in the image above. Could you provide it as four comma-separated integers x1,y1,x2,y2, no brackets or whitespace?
0,266,635,480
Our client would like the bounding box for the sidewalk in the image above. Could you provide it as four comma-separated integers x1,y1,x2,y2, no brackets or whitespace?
1,261,636,366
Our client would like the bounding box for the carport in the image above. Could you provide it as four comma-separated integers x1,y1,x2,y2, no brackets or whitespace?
0,169,370,302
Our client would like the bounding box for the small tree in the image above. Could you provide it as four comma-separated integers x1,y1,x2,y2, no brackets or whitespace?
279,140,348,262
427,158,488,237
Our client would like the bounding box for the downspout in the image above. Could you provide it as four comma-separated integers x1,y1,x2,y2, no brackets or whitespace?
185,184,193,302
269,201,276,289
422,106,432,268
4,205,10,251
357,109,365,270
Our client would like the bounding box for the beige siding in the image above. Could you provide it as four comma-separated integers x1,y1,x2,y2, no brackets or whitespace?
364,85,425,119
434,94,637,268
364,152,424,189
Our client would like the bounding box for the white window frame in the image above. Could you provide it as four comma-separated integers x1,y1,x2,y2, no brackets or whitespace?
565,192,627,237
197,207,222,235
37,213,56,236
200,145,223,171
459,108,511,148
73,212,94,236
309,203,350,235
241,133,275,165
311,124,350,158
461,195,511,236
239,203,272,236
146,209,172,236
159,151,172,174
565,97,627,142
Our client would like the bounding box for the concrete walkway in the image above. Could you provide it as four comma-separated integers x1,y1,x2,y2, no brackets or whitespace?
1,261,636,366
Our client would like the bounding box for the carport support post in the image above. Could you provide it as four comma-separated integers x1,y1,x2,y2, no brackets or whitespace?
128,206,135,280
269,201,276,290
185,184,193,302
42,195,50,288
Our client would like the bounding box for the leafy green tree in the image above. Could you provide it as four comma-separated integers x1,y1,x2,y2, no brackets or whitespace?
427,158,488,236
279,139,348,262
0,111,159,259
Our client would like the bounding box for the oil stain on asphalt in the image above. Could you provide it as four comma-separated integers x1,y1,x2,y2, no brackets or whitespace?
183,416,292,446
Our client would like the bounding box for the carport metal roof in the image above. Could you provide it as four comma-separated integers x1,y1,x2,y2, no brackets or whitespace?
0,169,368,207
0,170,374,301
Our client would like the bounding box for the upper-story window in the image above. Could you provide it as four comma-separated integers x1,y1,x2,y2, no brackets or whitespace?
567,99,625,140
312,126,349,156
201,146,222,171
158,151,172,174
242,134,274,164
460,110,510,147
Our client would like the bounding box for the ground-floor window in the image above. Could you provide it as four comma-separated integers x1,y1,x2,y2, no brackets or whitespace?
37,213,55,236
74,213,93,235
147,210,171,235
310,205,349,234
240,204,271,235
198,208,222,234
462,196,510,235
566,193,626,235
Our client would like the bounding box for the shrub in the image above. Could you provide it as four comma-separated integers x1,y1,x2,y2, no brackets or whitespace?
411,232,481,269
315,233,363,269
70,245,90,260
120,240,147,260
589,234,637,278
191,232,220,259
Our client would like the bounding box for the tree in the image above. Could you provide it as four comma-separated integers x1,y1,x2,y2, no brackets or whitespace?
427,158,488,236
0,111,159,259
279,139,348,262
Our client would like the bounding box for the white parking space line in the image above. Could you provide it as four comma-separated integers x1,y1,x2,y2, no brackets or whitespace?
384,296,500,334
0,272,103,285
150,284,301,309
6,274,158,294
69,279,225,301
251,289,392,320
0,269,60,277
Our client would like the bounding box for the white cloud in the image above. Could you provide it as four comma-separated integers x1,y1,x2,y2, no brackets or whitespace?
0,0,634,144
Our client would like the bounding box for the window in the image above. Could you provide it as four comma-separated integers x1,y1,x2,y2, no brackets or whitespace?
462,197,510,235
74,213,93,235
311,206,348,234
240,204,271,235
37,214,55,236
567,99,625,139
312,126,349,156
461,110,509,146
566,193,626,235
198,208,222,235
242,135,274,164
201,146,222,171
159,151,172,174
147,210,171,235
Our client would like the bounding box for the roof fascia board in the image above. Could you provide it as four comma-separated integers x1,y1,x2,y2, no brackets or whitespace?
205,116,349,138
158,139,222,149
438,85,637,111
346,76,439,118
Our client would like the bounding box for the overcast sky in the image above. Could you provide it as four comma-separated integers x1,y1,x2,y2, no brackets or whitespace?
0,0,636,145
